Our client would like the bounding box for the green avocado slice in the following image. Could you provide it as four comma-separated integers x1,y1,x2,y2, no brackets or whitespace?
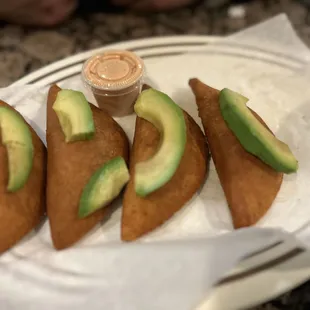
134,88,187,197
219,88,298,173
79,157,130,218
0,106,34,192
53,89,95,143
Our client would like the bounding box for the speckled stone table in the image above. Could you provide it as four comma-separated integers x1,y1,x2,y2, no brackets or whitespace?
1,0,310,309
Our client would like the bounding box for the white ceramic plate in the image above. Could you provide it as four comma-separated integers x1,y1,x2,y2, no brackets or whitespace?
9,35,310,310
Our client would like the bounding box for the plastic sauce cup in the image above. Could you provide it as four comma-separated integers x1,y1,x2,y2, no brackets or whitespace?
82,50,145,117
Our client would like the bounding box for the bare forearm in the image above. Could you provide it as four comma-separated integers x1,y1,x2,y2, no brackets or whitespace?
0,0,198,26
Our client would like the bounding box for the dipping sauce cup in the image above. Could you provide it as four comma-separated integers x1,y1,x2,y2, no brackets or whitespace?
82,50,145,117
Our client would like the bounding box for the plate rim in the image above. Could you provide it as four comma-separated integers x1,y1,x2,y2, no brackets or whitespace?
11,34,310,310
12,35,221,86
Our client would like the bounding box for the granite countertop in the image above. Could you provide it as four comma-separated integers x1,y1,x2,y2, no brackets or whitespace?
1,0,310,309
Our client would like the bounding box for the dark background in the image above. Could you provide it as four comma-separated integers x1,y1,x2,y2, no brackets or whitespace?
1,0,310,87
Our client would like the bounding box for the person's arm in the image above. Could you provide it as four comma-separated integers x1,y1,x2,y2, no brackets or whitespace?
77,0,123,13
0,0,198,26
0,0,77,26
111,0,198,11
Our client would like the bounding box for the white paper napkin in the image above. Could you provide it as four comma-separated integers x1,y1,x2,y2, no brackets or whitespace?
0,228,292,310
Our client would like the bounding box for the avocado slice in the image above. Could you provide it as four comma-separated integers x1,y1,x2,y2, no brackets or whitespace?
219,88,298,173
0,106,34,192
134,89,187,197
79,156,130,218
53,89,95,143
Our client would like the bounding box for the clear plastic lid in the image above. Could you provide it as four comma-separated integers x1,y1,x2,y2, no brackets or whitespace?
82,50,144,91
